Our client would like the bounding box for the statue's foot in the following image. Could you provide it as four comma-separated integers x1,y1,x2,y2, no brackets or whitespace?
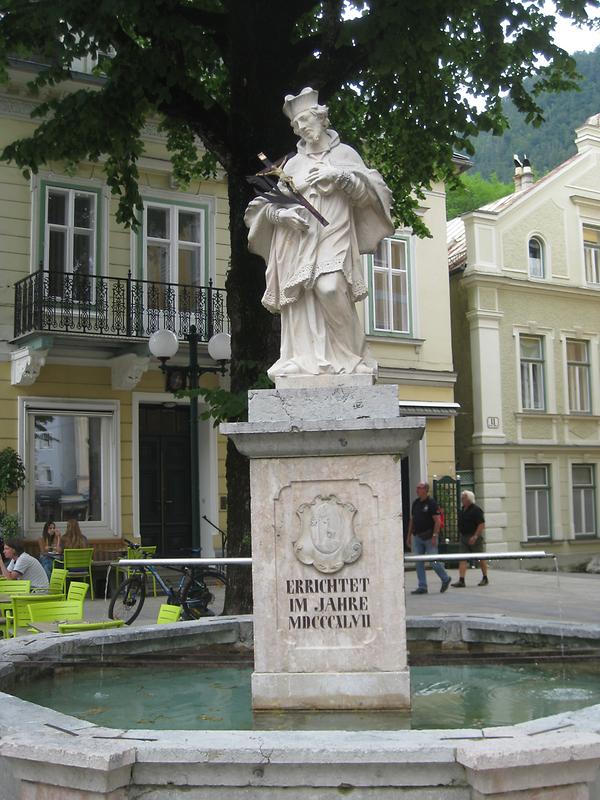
355,362,375,375
278,362,301,375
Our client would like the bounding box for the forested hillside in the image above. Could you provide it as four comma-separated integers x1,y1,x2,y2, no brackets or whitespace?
473,46,600,181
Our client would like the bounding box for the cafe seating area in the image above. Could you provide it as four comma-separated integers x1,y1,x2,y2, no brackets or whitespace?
0,577,103,637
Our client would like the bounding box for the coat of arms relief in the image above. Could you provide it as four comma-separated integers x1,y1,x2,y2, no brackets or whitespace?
293,494,362,573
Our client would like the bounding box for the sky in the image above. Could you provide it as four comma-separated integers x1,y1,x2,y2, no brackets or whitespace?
550,3,600,53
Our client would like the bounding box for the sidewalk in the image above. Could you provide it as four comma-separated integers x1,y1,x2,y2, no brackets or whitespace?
81,567,599,628
404,564,599,625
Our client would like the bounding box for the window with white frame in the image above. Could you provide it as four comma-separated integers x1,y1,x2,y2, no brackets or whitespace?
572,464,597,537
143,202,206,309
525,464,552,539
528,236,544,278
42,182,100,299
520,335,545,411
583,226,600,285
567,339,591,413
369,237,411,335
22,400,119,534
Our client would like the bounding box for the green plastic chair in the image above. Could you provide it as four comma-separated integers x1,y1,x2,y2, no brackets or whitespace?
27,600,83,624
66,581,89,606
49,568,67,597
56,548,95,599
117,545,158,597
58,620,125,634
0,581,33,636
156,604,182,624
3,594,65,638
0,580,32,594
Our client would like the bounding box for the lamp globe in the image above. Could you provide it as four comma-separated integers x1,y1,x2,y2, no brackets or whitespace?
149,329,179,359
207,332,231,362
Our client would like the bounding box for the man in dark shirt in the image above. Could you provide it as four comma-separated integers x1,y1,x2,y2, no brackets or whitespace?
406,482,450,594
452,490,488,587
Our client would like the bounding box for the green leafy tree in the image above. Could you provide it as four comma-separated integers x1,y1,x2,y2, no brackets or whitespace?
446,172,514,219
0,0,597,611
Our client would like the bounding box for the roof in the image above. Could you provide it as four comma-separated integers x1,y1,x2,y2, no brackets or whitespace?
446,148,588,272
477,151,583,214
447,216,467,272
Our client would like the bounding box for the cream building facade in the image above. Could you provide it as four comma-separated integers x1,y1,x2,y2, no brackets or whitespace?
449,115,600,566
0,58,457,554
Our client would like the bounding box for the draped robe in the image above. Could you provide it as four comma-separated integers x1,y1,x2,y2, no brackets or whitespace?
245,130,394,379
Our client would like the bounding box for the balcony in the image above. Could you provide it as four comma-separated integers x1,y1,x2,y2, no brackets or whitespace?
13,269,228,343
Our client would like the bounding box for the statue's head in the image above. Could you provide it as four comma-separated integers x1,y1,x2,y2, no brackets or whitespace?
283,87,330,141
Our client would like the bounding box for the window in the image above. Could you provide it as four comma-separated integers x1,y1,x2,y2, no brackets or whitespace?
525,464,551,539
22,399,119,535
143,202,206,310
572,464,597,537
369,237,411,334
41,182,101,299
520,335,545,411
584,227,600,285
528,237,544,278
567,339,591,413
35,465,53,485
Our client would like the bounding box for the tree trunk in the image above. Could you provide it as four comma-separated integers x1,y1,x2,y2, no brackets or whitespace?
221,166,279,614
220,3,303,613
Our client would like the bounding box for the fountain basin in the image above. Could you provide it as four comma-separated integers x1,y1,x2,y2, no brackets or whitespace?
1,616,600,799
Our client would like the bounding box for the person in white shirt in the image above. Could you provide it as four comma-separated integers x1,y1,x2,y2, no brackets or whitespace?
1,537,49,592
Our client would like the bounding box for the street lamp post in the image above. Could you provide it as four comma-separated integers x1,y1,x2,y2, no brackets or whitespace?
148,325,231,555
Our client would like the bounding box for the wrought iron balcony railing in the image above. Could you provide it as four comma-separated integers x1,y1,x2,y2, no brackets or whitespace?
13,269,228,342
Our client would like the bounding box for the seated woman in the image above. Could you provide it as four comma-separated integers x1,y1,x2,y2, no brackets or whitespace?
38,520,61,579
57,519,89,553
0,537,49,592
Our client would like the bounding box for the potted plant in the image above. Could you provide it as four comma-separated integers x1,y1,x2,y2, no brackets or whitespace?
0,447,26,538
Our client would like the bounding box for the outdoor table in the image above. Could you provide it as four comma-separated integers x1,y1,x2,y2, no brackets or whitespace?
0,593,13,615
28,621,92,634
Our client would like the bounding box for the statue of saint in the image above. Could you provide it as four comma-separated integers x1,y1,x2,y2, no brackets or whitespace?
244,87,395,381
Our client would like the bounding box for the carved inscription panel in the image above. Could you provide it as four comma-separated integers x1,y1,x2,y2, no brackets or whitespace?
274,478,378,655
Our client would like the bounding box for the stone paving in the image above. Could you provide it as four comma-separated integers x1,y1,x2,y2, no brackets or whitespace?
76,565,599,629
404,563,599,625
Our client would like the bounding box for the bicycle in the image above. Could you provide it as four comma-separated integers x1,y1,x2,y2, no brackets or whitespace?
108,539,227,625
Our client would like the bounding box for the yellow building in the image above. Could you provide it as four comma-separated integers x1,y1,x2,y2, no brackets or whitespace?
449,115,600,567
1,59,230,556
1,58,458,554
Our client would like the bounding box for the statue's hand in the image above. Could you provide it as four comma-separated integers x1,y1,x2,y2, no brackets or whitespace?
306,164,340,189
277,207,309,231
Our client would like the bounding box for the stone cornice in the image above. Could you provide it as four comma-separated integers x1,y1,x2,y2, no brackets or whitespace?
0,93,39,120
460,270,600,301
0,92,169,144
377,367,457,386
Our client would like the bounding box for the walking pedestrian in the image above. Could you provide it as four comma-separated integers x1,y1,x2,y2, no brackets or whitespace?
406,482,450,594
452,490,488,587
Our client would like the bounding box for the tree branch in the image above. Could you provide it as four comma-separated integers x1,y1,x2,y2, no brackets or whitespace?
159,89,232,170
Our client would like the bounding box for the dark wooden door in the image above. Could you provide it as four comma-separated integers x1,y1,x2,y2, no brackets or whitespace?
139,405,192,555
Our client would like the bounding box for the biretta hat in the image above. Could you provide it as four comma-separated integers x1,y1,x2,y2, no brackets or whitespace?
283,87,319,121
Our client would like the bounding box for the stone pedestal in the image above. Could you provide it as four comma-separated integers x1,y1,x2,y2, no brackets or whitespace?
221,383,425,711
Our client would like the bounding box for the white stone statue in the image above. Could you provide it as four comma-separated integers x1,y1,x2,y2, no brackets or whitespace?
244,87,395,381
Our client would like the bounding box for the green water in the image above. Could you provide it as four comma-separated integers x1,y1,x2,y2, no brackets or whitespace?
11,661,600,730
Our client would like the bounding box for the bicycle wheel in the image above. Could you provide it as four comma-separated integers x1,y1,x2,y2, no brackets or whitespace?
180,571,226,620
109,576,146,625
